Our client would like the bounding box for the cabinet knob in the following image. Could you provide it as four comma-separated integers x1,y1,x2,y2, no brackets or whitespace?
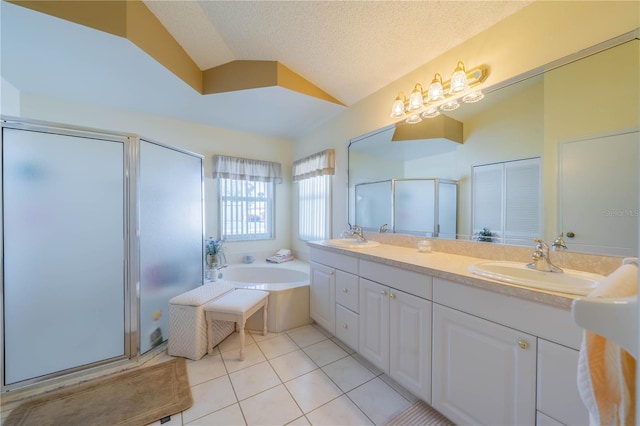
381,290,387,296
342,324,348,329
329,271,335,275
518,340,529,349
390,293,396,299
342,288,348,293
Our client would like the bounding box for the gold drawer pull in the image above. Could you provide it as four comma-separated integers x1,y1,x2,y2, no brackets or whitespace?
381,290,387,296
518,340,528,349
342,324,348,329
390,293,396,299
343,288,348,293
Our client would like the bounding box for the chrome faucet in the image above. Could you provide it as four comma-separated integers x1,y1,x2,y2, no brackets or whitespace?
526,238,563,272
348,225,367,242
551,233,568,251
379,224,389,233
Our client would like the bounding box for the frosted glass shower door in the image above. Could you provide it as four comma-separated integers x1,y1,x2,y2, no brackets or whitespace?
139,140,203,354
3,127,126,385
394,179,436,235
355,180,392,230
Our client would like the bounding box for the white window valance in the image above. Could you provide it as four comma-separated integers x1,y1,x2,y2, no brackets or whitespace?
212,155,282,184
292,149,335,182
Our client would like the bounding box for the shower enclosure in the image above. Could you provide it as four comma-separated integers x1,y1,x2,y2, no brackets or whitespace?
355,178,458,238
1,118,204,390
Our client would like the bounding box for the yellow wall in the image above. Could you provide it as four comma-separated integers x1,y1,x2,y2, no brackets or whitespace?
543,40,640,237
291,1,639,256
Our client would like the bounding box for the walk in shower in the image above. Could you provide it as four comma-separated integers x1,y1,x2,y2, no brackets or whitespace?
1,117,204,390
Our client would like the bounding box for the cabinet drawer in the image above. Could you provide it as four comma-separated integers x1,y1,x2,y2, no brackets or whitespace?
336,270,359,312
537,340,588,425
360,259,432,299
310,247,358,274
335,304,358,350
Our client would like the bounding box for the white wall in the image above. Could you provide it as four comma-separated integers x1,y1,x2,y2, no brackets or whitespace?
1,77,20,116
19,93,294,263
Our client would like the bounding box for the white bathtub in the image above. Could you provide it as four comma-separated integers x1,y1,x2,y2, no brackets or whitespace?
218,261,311,333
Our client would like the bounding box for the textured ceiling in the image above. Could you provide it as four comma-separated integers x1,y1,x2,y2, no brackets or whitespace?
2,1,533,139
144,1,532,106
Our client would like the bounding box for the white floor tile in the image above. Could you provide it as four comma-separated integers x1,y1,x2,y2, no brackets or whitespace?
286,325,329,348
186,353,228,386
330,337,357,355
269,350,318,382
239,384,303,426
185,403,246,426
306,395,374,426
285,369,342,414
182,375,237,424
286,415,311,425
256,334,299,359
218,331,256,353
322,356,376,393
221,343,266,373
229,361,281,401
248,329,283,342
303,339,349,367
347,377,411,425
146,412,183,426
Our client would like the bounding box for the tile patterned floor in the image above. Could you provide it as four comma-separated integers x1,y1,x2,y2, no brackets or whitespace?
148,324,418,426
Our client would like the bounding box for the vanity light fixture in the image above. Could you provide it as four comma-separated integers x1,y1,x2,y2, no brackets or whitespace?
389,61,488,124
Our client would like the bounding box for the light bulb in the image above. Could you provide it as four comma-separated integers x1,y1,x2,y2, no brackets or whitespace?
462,90,484,103
439,99,460,112
405,113,422,124
421,106,440,119
390,94,406,118
449,61,470,94
427,74,444,102
408,84,424,111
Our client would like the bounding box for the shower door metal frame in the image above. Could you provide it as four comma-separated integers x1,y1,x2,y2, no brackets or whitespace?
0,116,138,391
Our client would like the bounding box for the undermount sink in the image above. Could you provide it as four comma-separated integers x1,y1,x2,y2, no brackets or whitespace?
468,261,604,295
324,239,380,249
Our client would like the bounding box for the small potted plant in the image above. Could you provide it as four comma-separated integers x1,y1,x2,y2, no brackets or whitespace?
205,237,226,268
473,227,494,243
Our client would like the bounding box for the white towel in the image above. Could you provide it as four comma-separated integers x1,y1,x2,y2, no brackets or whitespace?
266,254,294,264
577,263,637,425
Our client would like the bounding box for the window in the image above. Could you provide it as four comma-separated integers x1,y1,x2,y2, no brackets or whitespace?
298,175,331,241
294,149,335,241
219,178,273,240
213,155,282,241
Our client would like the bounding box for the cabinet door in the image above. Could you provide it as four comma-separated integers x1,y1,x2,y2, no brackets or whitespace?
389,290,432,402
310,262,336,334
359,278,389,372
432,304,537,426
537,340,589,425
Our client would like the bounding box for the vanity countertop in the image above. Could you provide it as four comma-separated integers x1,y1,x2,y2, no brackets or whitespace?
308,241,581,310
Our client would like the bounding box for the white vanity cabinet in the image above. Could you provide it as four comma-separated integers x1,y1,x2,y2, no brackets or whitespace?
309,248,359,337
432,303,537,425
335,270,359,350
358,260,432,402
308,245,588,424
432,277,588,426
309,261,336,334
536,340,589,425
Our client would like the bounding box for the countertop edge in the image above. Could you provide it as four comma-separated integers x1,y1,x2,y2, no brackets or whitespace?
308,241,576,310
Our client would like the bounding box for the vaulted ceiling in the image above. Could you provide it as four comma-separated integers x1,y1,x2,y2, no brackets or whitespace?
1,1,532,139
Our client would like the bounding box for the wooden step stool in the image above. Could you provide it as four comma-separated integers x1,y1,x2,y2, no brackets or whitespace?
203,289,269,360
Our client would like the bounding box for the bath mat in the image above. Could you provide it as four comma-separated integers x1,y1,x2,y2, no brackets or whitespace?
384,399,455,426
4,358,192,426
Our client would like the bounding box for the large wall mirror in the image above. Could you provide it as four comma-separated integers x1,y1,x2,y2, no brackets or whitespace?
349,32,639,256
